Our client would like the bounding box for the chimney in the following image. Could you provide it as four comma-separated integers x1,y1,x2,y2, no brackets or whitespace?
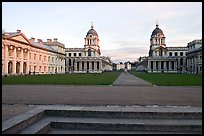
30,37,35,42
54,38,58,42
47,39,52,43
17,29,21,33
37,39,43,43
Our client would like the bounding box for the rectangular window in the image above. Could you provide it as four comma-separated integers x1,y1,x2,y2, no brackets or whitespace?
34,54,36,60
79,53,81,56
69,53,71,57
74,53,76,57
175,52,178,56
169,52,172,56
180,52,183,56
39,55,41,60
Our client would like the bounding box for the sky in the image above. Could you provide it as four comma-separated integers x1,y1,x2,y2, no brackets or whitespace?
2,2,202,63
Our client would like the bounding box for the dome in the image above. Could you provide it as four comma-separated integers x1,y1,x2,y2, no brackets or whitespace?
151,24,163,36
86,28,98,37
86,23,98,37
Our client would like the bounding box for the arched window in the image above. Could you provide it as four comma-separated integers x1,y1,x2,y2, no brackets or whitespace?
88,49,91,56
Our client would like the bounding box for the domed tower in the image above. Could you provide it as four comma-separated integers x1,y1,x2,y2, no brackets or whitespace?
84,23,100,56
149,22,166,56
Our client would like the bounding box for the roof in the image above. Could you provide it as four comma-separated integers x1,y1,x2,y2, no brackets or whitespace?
151,24,163,36
86,28,98,37
30,41,56,52
86,24,98,37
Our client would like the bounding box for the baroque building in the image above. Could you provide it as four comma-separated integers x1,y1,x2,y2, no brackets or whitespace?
65,24,113,73
147,23,187,73
186,39,202,73
2,30,66,75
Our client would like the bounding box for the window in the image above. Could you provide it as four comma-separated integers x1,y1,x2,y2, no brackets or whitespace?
180,52,183,56
159,48,162,56
69,53,71,57
169,52,172,56
88,49,91,56
74,53,76,57
79,53,81,56
39,55,41,60
180,58,183,65
175,52,178,56
34,54,36,60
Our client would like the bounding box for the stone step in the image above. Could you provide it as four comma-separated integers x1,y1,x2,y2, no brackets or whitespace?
48,129,201,134
18,116,202,134
44,109,202,119
2,105,202,134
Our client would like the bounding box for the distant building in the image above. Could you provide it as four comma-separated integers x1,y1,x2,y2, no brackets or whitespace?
116,62,131,71
135,56,148,72
2,30,65,75
65,24,113,73
186,39,202,73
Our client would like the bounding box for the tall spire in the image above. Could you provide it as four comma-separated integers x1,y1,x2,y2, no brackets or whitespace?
156,20,159,28
91,22,94,29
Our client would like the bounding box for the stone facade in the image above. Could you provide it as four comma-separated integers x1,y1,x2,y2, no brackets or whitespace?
2,30,66,75
65,24,113,73
186,39,202,73
147,23,187,73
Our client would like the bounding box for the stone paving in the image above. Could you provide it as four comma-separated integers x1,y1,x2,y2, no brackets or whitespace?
2,72,202,122
113,72,152,86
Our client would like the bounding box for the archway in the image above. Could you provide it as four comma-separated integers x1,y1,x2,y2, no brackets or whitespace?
8,61,13,74
23,62,27,74
16,62,20,74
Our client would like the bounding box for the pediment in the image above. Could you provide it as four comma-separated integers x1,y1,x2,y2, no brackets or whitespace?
9,34,31,45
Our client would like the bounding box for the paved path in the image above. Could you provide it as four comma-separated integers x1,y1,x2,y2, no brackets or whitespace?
112,72,152,86
2,85,202,122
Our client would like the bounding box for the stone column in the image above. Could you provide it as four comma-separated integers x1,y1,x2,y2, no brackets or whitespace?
147,60,150,72
27,50,30,74
74,60,77,72
89,61,92,72
13,47,17,74
153,61,156,71
20,48,24,74
94,61,97,71
99,60,102,71
4,45,9,75
158,61,161,71
169,61,172,70
84,61,87,71
79,61,82,72
164,61,166,71
174,61,177,70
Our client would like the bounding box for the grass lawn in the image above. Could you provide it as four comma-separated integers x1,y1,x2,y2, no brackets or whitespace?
2,71,121,85
130,71,202,86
